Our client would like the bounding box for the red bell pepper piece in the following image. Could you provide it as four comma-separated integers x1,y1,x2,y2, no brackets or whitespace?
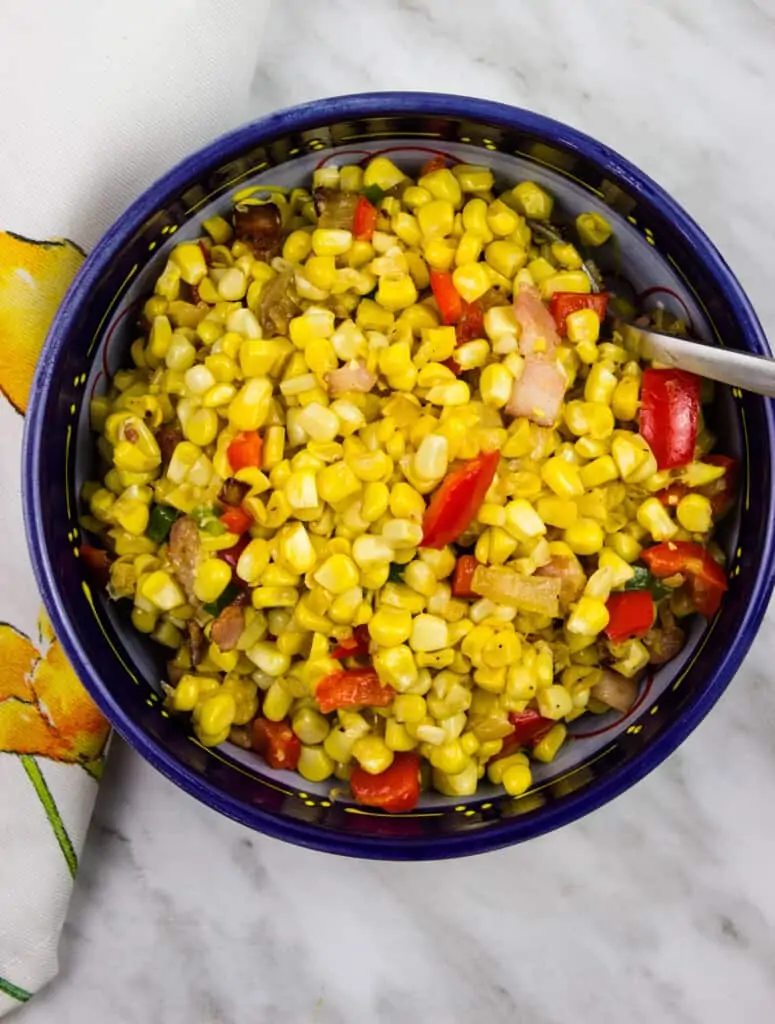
442,356,462,376
656,482,690,508
227,431,262,472
641,541,727,617
430,270,464,325
420,155,447,176
315,668,395,714
455,299,484,343
80,545,112,587
499,710,555,757
639,368,701,470
605,590,655,643
331,624,371,660
549,292,609,335
251,718,301,771
451,555,480,598
353,195,379,241
350,751,421,813
217,534,250,582
700,455,737,518
219,506,253,535
421,450,500,549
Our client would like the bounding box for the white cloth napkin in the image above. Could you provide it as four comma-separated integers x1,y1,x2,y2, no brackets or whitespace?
0,1,270,1013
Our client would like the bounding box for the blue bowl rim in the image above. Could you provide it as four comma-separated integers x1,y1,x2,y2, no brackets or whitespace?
23,91,775,859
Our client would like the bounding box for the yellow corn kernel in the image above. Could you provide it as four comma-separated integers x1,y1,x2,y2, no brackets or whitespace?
383,720,416,753
381,519,423,550
580,455,618,490
228,377,272,433
276,523,315,575
576,212,613,247
130,607,157,634
417,199,455,239
567,596,610,636
541,457,584,498
481,630,520,669
534,496,577,530
676,493,713,534
564,518,605,556
612,638,651,678
373,645,418,693
368,607,412,648
278,227,310,263
612,376,640,422
418,167,463,206
386,483,423,523
511,181,554,220
352,736,394,775
485,199,519,237
192,559,231,604
584,361,618,405
363,156,405,191
532,723,567,763
255,680,291,723
409,614,448,653
482,239,525,279
637,497,678,541
611,435,649,481
477,363,513,408
290,708,330,746
453,231,483,268
200,216,232,246
566,307,601,345
376,273,418,312
312,553,359,595
310,228,352,258
680,461,726,488
391,694,425,726
540,271,591,299
411,435,447,483
425,380,470,407
194,692,236,746
451,261,490,303
350,534,392,571
450,163,493,194
502,499,545,541
598,548,635,587
428,737,468,775
460,197,492,240
247,641,292,679
584,566,613,602
418,548,456,583
139,570,185,611
487,751,529,786
170,242,207,285
356,480,388,523
501,762,533,796
251,586,298,610
402,560,437,599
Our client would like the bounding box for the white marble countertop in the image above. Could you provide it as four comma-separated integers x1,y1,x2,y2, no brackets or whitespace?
13,1,775,1021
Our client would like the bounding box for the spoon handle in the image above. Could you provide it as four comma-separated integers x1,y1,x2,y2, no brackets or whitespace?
622,325,775,398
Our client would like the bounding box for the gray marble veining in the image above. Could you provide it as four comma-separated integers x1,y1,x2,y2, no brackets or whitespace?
16,0,775,1021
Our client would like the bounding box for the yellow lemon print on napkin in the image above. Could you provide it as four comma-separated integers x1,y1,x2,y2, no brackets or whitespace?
0,231,84,414
0,610,109,776
0,229,108,777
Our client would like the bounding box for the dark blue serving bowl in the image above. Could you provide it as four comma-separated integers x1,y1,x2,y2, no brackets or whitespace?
23,92,775,859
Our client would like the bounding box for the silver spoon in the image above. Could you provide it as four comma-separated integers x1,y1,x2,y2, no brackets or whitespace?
615,321,775,398
527,218,775,398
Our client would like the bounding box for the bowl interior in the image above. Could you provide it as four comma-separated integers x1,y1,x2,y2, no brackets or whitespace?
25,95,775,857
